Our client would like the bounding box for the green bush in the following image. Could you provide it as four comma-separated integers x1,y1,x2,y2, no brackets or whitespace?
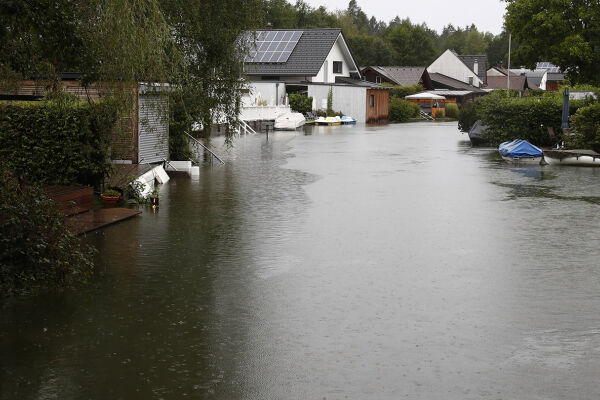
445,103,459,118
565,102,600,150
384,83,423,99
389,98,420,122
435,110,444,119
457,90,594,146
457,100,479,132
0,165,95,296
289,93,313,114
0,99,118,187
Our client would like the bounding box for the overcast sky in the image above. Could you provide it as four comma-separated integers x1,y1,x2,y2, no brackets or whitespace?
303,0,507,34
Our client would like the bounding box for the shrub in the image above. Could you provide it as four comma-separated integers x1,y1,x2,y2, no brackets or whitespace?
0,165,95,296
289,93,313,114
0,99,118,187
385,83,424,99
435,110,444,119
327,87,333,116
389,98,420,122
565,102,600,150
445,103,459,118
457,100,479,132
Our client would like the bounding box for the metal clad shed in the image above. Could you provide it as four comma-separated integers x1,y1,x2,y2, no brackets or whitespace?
137,84,169,164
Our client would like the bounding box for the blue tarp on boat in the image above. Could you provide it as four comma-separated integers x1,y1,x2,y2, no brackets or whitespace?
498,139,543,158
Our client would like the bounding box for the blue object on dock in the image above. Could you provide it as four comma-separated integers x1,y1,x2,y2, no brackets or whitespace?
498,139,543,158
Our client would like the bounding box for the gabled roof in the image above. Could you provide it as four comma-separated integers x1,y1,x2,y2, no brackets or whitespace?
487,66,519,77
456,54,487,83
429,72,486,92
486,75,527,90
361,66,427,86
244,29,359,77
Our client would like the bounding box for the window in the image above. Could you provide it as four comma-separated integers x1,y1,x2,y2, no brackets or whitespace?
468,76,474,86
370,94,374,107
333,61,343,74
375,76,382,83
473,61,479,75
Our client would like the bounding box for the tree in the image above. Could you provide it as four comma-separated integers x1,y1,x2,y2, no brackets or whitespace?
384,19,438,66
505,0,600,84
346,34,395,66
160,0,262,141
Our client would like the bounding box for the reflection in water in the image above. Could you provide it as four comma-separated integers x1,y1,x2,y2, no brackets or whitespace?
2,122,600,399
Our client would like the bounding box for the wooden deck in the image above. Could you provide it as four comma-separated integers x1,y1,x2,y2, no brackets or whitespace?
65,208,141,235
44,185,141,235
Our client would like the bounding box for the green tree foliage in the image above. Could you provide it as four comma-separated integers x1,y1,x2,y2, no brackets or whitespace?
388,98,420,122
566,103,600,150
445,103,459,118
464,91,593,146
384,19,438,66
505,0,600,84
0,0,177,94
0,166,95,296
346,35,395,66
386,84,424,99
0,99,118,187
289,93,313,114
160,0,262,147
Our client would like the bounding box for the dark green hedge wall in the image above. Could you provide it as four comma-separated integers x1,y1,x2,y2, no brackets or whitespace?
0,100,118,187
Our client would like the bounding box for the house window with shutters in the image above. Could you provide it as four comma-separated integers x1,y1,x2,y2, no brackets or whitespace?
333,61,343,74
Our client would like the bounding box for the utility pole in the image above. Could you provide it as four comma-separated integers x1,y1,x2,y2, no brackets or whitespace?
507,33,511,93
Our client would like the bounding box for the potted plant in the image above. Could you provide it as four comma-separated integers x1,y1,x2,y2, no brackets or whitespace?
100,188,121,208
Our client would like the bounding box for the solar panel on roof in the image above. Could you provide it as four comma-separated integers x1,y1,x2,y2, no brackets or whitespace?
245,30,303,64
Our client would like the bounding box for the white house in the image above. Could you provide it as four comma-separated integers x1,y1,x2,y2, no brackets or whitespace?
427,49,486,88
241,28,389,123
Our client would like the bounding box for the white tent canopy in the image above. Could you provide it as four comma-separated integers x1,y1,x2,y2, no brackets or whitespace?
405,92,446,100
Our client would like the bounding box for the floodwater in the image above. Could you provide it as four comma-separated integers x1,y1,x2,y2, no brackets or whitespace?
2,122,600,399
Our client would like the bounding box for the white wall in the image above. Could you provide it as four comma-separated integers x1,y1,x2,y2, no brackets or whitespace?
241,81,286,107
428,49,483,87
307,84,366,122
312,35,355,83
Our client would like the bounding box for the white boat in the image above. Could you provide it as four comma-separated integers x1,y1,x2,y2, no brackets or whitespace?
340,116,357,125
543,149,600,166
274,112,305,130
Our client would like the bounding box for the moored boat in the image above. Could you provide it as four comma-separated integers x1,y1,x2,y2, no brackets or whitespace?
274,112,306,130
499,139,543,164
314,116,341,126
468,120,489,146
340,116,357,125
543,149,600,166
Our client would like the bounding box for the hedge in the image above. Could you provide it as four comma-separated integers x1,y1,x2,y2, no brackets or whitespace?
566,103,600,151
445,103,459,119
0,100,118,187
0,165,95,296
389,98,420,122
289,93,313,114
458,90,594,146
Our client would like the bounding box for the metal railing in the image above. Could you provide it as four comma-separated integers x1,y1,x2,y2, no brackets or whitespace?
185,132,225,165
420,111,434,120
238,120,257,136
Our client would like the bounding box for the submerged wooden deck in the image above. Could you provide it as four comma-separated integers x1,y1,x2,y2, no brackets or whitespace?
45,185,141,235
65,208,141,235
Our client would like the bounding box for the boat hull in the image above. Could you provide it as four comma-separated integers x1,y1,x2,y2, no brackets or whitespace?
543,150,600,166
501,156,543,165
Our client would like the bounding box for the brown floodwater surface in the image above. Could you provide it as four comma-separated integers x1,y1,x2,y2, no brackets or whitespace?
2,122,600,399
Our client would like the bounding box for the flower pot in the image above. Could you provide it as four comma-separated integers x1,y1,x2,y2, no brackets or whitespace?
100,194,120,208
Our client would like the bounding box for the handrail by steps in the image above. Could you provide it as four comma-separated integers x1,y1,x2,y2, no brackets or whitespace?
185,132,225,165
238,119,257,136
